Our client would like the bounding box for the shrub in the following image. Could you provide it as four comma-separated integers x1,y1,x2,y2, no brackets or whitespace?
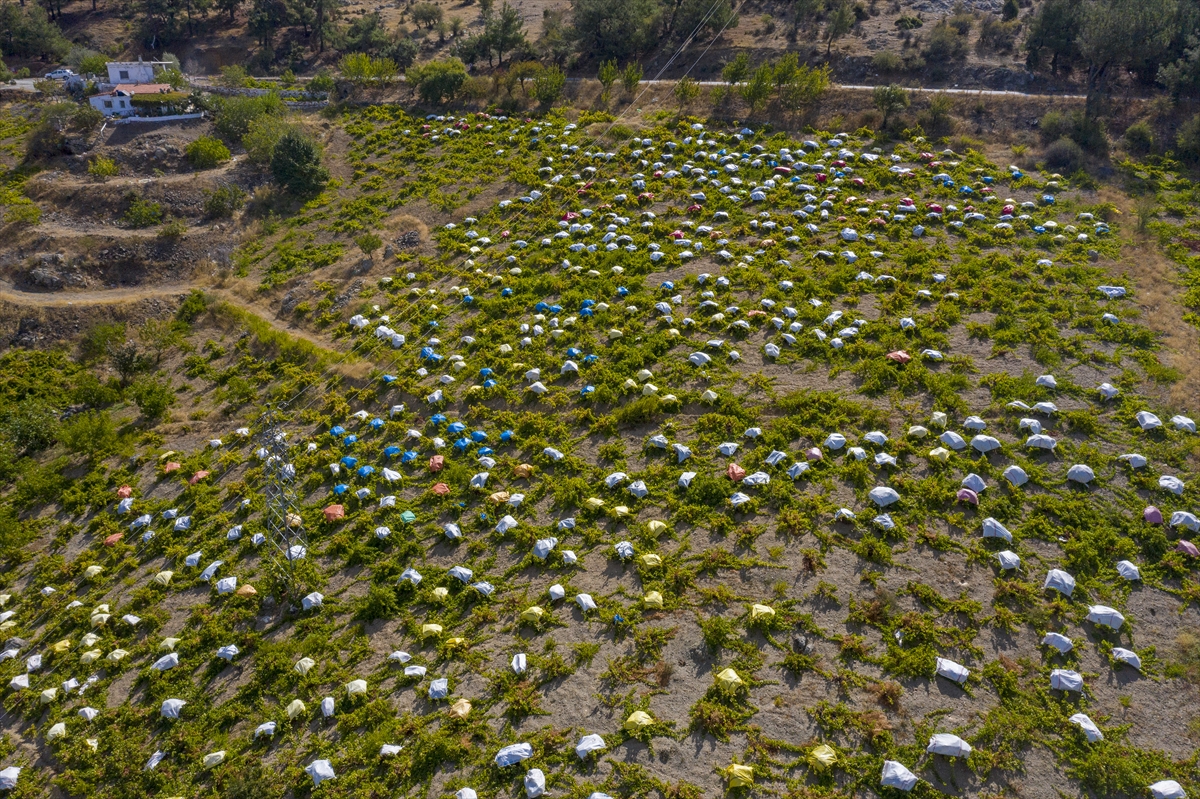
340,53,398,83
87,155,118,180
977,17,1017,53
923,23,967,73
1176,113,1200,162
871,51,904,73
621,62,643,94
176,290,209,323
408,58,468,104
355,232,382,255
243,117,297,166
185,136,231,169
59,410,117,459
204,184,246,218
1043,137,1085,172
130,377,175,421
895,14,922,29
214,94,287,143
1001,0,1018,19
270,131,329,196
218,65,250,88
2,399,58,454
309,71,335,93
1123,120,1155,155
917,93,955,137
123,195,164,228
1039,109,1106,154
157,218,188,238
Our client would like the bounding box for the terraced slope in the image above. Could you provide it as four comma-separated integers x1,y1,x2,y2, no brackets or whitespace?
1,109,1199,799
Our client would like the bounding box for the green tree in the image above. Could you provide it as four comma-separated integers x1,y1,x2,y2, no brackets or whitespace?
621,61,642,94
790,0,823,35
872,83,910,129
739,62,773,115
108,340,152,385
1001,0,1019,20
355,232,383,256
411,2,443,28
343,11,390,53
509,60,543,95
484,2,525,65
1078,0,1176,117
722,50,749,84
570,0,663,61
773,52,799,89
598,59,618,92
0,2,69,59
1159,34,1200,99
407,57,469,104
1026,0,1081,73
666,0,737,40
533,64,566,106
824,0,854,55
270,130,329,195
778,63,831,116
674,75,700,110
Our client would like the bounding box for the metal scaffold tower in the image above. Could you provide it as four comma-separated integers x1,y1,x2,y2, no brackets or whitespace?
256,405,307,601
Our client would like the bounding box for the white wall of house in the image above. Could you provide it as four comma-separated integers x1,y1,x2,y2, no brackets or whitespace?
89,94,136,117
105,62,163,84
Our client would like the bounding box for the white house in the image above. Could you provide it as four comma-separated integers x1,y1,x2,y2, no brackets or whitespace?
89,83,174,118
105,58,171,85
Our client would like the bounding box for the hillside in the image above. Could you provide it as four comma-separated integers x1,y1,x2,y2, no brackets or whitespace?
0,79,1197,799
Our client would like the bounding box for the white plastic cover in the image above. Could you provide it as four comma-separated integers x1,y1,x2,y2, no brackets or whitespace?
495,742,534,767
926,733,972,757
881,760,918,791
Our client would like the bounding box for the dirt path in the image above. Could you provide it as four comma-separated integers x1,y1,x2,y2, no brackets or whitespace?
0,280,190,306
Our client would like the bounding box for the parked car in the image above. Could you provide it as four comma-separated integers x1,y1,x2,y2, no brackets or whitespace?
44,68,75,80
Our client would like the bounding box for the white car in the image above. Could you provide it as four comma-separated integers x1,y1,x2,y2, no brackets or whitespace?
44,69,75,80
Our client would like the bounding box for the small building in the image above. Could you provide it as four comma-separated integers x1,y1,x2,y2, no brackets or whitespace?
105,58,171,85
89,83,175,117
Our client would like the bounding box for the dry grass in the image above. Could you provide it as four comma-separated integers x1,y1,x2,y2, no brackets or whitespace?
1097,185,1200,412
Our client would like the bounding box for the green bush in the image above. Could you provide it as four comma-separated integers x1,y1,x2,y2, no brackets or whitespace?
130,377,175,421
1,399,58,454
58,410,117,459
408,58,468,104
87,155,119,180
1039,109,1107,154
203,184,246,218
270,131,329,196
214,94,287,143
1176,113,1200,162
123,195,164,228
1043,137,1085,172
243,116,297,165
113,193,159,231
917,94,955,137
1123,120,1154,155
176,290,209,323
157,218,188,238
871,51,905,73
309,71,335,93
184,136,231,169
